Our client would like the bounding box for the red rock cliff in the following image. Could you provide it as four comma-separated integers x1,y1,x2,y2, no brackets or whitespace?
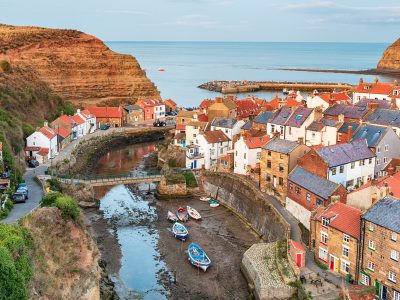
377,38,400,71
0,24,160,105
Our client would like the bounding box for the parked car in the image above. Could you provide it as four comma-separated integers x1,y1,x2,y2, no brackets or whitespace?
100,124,110,130
153,120,167,127
16,188,28,199
28,160,39,168
17,184,28,193
12,192,26,203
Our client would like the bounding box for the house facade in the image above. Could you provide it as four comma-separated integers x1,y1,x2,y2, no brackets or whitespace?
86,107,124,127
353,78,395,103
284,107,315,143
207,97,237,122
306,91,351,109
310,202,362,282
185,121,208,146
305,119,340,146
210,117,245,140
266,107,293,139
234,136,269,175
359,196,400,300
26,124,58,162
123,105,144,125
164,99,177,112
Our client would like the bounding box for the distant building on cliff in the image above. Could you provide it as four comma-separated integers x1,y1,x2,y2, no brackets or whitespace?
86,107,124,127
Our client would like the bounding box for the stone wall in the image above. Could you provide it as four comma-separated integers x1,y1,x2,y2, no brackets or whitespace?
156,177,187,196
201,172,289,241
285,197,311,230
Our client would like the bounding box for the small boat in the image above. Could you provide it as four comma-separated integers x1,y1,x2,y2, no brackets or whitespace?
283,88,289,95
176,207,189,222
208,198,220,208
172,222,189,241
187,206,201,220
167,211,178,223
158,68,165,72
188,243,211,272
199,197,210,202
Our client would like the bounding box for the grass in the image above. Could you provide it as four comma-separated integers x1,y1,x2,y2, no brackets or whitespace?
183,171,198,188
314,258,328,270
165,174,186,185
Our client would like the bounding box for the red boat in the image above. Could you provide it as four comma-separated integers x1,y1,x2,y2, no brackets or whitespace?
176,207,189,222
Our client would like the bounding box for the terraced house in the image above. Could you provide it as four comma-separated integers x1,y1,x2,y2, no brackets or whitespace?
359,196,400,300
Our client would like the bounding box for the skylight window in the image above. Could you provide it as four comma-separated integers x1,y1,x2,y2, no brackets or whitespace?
295,114,303,120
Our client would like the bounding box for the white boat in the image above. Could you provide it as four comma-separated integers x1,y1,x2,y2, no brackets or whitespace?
187,206,201,220
188,243,211,272
172,223,189,241
199,197,210,202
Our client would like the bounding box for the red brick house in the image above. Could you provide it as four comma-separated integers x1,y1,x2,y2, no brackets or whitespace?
86,107,124,127
164,99,177,112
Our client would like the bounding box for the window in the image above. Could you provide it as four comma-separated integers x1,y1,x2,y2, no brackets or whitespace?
318,247,328,261
338,133,342,142
279,177,284,186
368,223,374,232
266,173,271,182
244,153,247,159
392,232,398,242
331,167,337,175
295,186,301,194
280,126,284,134
268,151,271,156
279,163,284,172
391,250,399,261
339,166,344,173
280,154,284,159
389,271,397,283
394,290,400,300
377,146,381,153
367,261,375,271
312,132,316,139
360,160,365,166
316,199,323,206
384,157,388,163
343,234,350,243
321,232,328,244
271,125,275,133
322,217,330,227
306,193,311,201
267,160,271,168
235,151,238,156
342,245,349,258
257,152,261,159
351,162,355,169
368,240,375,250
289,183,293,190
288,127,292,135
361,273,370,285
369,158,373,164
340,259,350,274
376,159,380,165
385,145,389,151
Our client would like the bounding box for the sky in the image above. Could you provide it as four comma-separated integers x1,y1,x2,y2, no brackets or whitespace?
1,0,399,42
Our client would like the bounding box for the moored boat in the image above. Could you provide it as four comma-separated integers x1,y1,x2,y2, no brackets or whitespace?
199,196,210,202
188,243,211,271
176,207,189,222
172,222,189,241
158,68,165,72
187,206,201,220
208,198,220,208
167,211,178,223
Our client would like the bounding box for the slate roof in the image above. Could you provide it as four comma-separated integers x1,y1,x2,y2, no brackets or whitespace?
362,196,400,233
286,107,314,127
355,99,392,110
351,125,388,147
241,120,253,130
262,138,299,154
270,107,293,125
338,122,360,134
211,117,238,129
364,108,400,128
288,166,341,199
316,139,375,167
254,111,275,125
123,105,143,112
307,119,339,132
323,103,368,119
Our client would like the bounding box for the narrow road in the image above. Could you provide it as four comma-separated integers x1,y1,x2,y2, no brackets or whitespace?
1,165,47,224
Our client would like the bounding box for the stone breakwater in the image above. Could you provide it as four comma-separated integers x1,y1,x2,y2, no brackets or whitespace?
199,80,354,94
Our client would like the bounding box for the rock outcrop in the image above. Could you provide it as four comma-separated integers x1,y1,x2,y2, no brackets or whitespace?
377,38,400,71
0,24,160,105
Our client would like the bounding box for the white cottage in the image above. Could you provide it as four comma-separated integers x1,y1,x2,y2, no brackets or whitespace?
234,136,269,175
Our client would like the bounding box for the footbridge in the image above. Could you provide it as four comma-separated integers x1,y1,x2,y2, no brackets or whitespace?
55,172,164,187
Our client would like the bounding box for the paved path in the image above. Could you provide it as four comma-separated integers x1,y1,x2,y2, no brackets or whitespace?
2,165,47,224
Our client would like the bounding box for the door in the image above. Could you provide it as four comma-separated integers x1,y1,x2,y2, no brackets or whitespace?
273,175,277,188
375,280,380,299
330,256,335,270
381,285,387,300
190,162,194,169
194,160,197,169
296,253,302,267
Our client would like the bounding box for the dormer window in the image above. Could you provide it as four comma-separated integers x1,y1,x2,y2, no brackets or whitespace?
322,217,330,226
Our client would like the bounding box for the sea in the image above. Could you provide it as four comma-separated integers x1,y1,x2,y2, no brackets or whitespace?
106,41,395,107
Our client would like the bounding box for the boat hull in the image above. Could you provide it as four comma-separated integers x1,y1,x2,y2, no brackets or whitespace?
188,243,211,272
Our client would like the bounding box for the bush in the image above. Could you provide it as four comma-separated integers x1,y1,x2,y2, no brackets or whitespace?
314,258,328,270
168,158,177,168
40,192,63,207
55,196,80,221
183,171,198,188
0,60,12,73
47,178,62,192
21,122,35,138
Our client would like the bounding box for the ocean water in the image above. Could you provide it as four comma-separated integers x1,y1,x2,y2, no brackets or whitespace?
106,41,394,107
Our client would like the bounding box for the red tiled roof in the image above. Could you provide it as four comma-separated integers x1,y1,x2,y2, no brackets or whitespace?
290,240,305,252
318,92,351,104
354,81,393,95
350,172,400,198
25,146,40,151
164,99,176,106
245,136,270,149
137,99,164,108
79,109,95,119
199,99,214,109
235,99,261,119
268,97,301,110
86,107,122,119
318,202,362,238
55,126,71,138
39,126,57,139
37,148,49,156
197,114,208,122
203,130,230,143
71,114,85,125
175,124,186,131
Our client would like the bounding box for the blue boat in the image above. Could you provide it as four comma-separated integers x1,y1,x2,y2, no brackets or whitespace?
187,243,211,272
172,222,189,241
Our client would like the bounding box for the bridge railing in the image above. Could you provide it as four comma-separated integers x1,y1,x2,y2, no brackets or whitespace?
55,170,163,183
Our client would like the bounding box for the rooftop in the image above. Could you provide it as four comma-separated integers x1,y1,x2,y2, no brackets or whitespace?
289,166,341,199
364,108,400,128
286,107,313,128
86,107,122,119
254,111,275,125
307,119,340,132
351,125,388,147
241,120,253,130
270,107,293,126
211,117,238,129
123,105,143,112
354,81,394,95
323,103,368,119
337,122,360,134
203,130,230,144
39,126,57,139
245,136,270,149
363,196,400,233
350,171,400,198
262,138,299,154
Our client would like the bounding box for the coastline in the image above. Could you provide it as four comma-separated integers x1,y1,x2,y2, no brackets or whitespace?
272,67,400,77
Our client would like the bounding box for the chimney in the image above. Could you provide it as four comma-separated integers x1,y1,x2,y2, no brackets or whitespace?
44,121,48,127
374,76,379,84
216,97,223,103
338,114,345,123
368,102,379,111
317,121,323,131
314,107,323,121
394,79,398,86
77,109,81,114
279,98,287,108
348,125,353,137
313,89,319,96
359,78,364,84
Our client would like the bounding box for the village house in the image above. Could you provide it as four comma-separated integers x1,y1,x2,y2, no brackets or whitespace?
353,78,396,103
164,99,177,113
323,103,369,123
347,171,400,211
86,107,124,127
76,109,97,134
185,130,231,170
336,122,360,144
268,95,301,110
217,153,234,172
266,107,293,139
234,97,262,120
136,99,165,121
298,139,376,190
26,123,58,163
286,166,347,229
123,105,144,125
210,117,245,140
185,121,208,146
234,136,269,175
207,97,237,122
363,108,400,137
359,196,400,300
310,202,362,282
351,125,400,177
50,114,75,145
388,84,400,109
305,119,340,146
199,99,215,115
176,110,198,126
260,138,309,202
356,98,393,110
252,111,275,132
284,107,315,143
306,91,352,109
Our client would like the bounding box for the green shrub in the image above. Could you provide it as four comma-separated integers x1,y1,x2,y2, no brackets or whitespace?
183,171,198,188
21,122,35,138
314,258,328,270
168,158,177,168
55,196,80,221
0,60,12,73
40,192,63,207
47,178,62,192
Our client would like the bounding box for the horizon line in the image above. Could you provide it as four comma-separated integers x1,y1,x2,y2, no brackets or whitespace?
105,40,390,44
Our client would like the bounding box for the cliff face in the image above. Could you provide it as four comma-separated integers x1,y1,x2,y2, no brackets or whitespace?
0,24,160,105
377,38,400,70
